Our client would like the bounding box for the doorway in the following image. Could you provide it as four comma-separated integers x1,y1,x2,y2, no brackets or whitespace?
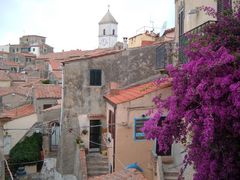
89,120,101,150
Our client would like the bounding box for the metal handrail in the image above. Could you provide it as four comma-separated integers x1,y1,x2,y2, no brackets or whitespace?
178,20,217,64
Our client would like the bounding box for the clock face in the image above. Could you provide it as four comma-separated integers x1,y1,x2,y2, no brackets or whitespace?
101,38,108,47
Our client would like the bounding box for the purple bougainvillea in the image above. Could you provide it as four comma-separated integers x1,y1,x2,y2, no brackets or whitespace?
143,1,240,179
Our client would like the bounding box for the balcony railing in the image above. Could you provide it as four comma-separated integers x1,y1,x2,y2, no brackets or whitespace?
179,20,216,64
156,41,174,69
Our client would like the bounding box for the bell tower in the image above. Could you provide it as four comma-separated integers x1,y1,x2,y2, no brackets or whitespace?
98,6,118,48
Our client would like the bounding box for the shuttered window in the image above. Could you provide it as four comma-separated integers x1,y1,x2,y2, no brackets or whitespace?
134,117,149,141
90,69,102,86
179,10,184,36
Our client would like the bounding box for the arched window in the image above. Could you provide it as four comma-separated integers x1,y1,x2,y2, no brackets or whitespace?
103,29,106,35
113,29,115,35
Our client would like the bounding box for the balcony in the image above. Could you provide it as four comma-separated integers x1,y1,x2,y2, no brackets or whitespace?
179,20,216,64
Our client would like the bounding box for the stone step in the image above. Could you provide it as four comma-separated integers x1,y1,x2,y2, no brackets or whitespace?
86,157,108,161
87,165,109,171
164,176,178,180
164,170,179,177
88,170,109,177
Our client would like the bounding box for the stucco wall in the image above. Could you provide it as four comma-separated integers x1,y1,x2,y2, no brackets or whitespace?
175,0,216,42
106,87,172,180
129,34,158,48
4,113,38,152
0,80,11,87
35,98,59,117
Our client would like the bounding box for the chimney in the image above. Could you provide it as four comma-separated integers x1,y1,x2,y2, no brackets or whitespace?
123,37,128,50
109,82,119,95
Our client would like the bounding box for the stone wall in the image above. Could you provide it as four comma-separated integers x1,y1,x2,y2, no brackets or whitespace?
58,44,169,176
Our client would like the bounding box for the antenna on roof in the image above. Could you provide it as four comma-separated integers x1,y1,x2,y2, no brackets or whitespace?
150,19,155,32
108,4,110,11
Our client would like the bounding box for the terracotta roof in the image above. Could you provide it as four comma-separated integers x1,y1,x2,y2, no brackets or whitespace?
162,27,175,36
88,169,147,180
0,51,9,55
11,78,43,87
0,104,35,119
34,85,61,99
129,32,159,40
49,59,61,70
16,52,36,57
2,60,22,67
0,70,11,81
0,86,31,96
37,48,122,63
8,72,26,81
104,79,172,104
63,49,122,64
52,71,62,80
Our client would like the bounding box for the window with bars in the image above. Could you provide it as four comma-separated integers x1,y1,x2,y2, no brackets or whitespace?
134,116,149,141
90,69,102,86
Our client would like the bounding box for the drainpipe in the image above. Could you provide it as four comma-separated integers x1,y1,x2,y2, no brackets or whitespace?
60,63,64,134
113,105,116,171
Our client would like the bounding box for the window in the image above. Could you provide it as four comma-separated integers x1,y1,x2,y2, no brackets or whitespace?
90,69,102,86
112,29,115,35
43,104,53,109
12,49,15,53
33,48,35,52
16,48,19,52
179,9,184,36
134,116,149,141
26,58,31,63
103,29,106,35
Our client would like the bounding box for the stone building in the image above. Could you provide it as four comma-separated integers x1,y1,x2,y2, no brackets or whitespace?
0,35,53,58
57,43,173,178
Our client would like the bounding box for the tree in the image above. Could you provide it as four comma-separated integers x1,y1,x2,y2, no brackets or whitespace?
143,1,240,179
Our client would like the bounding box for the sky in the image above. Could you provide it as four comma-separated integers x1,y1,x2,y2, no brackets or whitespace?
0,0,175,52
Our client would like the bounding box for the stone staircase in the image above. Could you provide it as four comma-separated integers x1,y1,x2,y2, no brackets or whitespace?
162,157,180,180
86,152,109,177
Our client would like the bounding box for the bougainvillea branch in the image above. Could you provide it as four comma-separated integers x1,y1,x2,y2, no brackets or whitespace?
143,1,240,179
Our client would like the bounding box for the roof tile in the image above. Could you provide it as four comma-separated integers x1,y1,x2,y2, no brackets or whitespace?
104,79,172,104
0,104,35,119
34,85,61,99
0,70,11,81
